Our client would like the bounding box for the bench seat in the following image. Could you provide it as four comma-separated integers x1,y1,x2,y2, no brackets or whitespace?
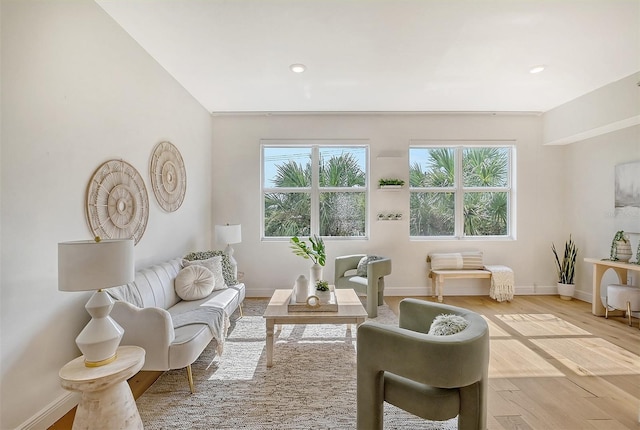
428,269,492,302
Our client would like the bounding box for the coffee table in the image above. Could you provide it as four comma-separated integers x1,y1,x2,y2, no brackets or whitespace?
263,288,368,367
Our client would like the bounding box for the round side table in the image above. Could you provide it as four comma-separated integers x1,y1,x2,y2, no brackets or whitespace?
59,345,146,430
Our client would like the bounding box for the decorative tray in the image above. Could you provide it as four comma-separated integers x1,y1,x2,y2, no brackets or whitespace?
287,289,338,312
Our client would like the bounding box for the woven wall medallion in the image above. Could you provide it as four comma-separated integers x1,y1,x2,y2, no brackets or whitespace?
86,159,149,245
150,141,186,212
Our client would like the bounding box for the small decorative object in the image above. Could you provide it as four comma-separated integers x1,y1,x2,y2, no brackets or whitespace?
636,241,640,265
378,178,405,189
290,235,326,285
315,280,330,303
552,235,577,300
86,159,149,245
215,224,242,278
295,275,309,303
149,141,186,212
609,230,632,262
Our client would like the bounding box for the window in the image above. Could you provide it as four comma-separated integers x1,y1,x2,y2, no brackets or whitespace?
262,142,368,239
409,143,515,239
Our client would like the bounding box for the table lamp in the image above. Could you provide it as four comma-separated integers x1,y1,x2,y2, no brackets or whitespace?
58,238,134,367
215,224,241,278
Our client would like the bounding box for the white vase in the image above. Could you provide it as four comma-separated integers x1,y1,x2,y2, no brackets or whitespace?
557,282,575,300
310,263,323,286
295,275,309,303
615,241,632,262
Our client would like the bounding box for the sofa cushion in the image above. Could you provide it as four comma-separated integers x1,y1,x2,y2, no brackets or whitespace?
182,256,227,290
184,250,237,285
357,255,382,277
428,313,469,336
175,265,215,301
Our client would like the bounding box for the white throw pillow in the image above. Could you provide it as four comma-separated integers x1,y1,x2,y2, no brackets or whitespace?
175,265,215,301
428,313,469,336
429,253,463,270
461,251,484,270
182,256,228,290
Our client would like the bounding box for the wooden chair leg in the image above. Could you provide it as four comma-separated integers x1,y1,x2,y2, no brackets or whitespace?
239,302,244,318
627,301,632,326
186,364,195,394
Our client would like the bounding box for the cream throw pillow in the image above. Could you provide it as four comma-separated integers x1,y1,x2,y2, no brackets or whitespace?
175,265,214,301
428,313,469,336
429,253,463,270
182,256,228,290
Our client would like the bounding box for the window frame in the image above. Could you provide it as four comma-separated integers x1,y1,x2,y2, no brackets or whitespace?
261,140,370,240
409,141,516,241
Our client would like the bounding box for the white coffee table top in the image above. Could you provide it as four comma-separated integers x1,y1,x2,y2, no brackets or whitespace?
263,288,367,321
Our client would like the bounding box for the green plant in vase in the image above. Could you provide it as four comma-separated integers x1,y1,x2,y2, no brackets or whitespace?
552,235,577,285
290,234,326,266
609,230,626,261
315,280,329,291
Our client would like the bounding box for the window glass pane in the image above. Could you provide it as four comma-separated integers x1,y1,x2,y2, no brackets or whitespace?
409,147,455,187
463,192,508,236
463,147,509,187
264,192,310,237
410,192,455,236
319,192,366,236
318,147,366,188
263,147,311,188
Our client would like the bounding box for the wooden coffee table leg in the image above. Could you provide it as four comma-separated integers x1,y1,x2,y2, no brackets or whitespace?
266,318,274,367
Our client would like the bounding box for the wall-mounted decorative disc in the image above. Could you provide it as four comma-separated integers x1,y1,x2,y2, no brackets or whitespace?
150,141,186,212
86,159,149,245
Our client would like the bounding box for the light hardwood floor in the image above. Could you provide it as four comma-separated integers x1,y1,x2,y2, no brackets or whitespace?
51,295,639,430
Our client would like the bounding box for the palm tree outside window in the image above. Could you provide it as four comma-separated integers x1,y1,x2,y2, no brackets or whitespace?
409,143,514,239
262,142,368,239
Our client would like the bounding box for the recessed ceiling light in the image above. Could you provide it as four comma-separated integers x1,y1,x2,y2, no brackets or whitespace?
529,65,546,74
290,64,306,73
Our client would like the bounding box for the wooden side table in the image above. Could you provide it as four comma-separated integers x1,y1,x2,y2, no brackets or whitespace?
59,346,145,430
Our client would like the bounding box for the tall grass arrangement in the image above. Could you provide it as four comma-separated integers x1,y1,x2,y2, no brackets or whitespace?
552,235,578,284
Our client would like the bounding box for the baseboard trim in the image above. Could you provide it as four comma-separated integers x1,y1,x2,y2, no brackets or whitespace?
17,391,79,430
246,285,589,300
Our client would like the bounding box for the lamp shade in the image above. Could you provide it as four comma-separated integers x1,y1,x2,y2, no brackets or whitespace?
215,224,242,246
58,239,135,292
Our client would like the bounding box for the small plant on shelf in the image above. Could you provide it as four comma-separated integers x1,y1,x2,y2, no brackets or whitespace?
378,178,405,187
315,280,329,291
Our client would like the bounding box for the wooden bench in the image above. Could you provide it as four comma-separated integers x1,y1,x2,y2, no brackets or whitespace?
428,269,492,302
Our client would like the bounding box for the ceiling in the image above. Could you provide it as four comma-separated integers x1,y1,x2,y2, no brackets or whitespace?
96,0,640,114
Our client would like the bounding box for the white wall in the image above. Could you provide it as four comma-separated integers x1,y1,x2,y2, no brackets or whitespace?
1,1,213,428
567,126,640,298
211,113,568,298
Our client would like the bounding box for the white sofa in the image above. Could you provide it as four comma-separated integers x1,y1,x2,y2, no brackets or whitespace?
107,257,245,393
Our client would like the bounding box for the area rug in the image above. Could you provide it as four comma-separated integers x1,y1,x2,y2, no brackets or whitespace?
136,298,458,429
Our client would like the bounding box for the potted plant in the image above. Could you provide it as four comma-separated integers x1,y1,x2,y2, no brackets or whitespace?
610,230,632,262
378,178,405,189
552,235,578,300
315,279,330,303
290,234,326,284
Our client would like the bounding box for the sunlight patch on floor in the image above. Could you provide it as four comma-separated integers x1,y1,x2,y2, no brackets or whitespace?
495,313,591,336
532,337,640,376
489,339,564,378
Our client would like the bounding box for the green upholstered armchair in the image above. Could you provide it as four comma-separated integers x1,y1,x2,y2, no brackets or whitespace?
334,254,392,318
357,299,490,430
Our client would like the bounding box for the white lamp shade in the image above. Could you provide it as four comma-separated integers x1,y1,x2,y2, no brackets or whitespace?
215,224,242,246
58,239,135,292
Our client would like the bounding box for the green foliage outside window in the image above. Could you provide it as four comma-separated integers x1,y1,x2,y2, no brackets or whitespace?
410,146,511,237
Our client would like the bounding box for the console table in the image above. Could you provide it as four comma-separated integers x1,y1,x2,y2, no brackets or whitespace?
584,258,640,316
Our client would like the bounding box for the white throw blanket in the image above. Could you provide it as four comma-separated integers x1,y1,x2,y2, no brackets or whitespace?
172,306,230,355
485,265,514,302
